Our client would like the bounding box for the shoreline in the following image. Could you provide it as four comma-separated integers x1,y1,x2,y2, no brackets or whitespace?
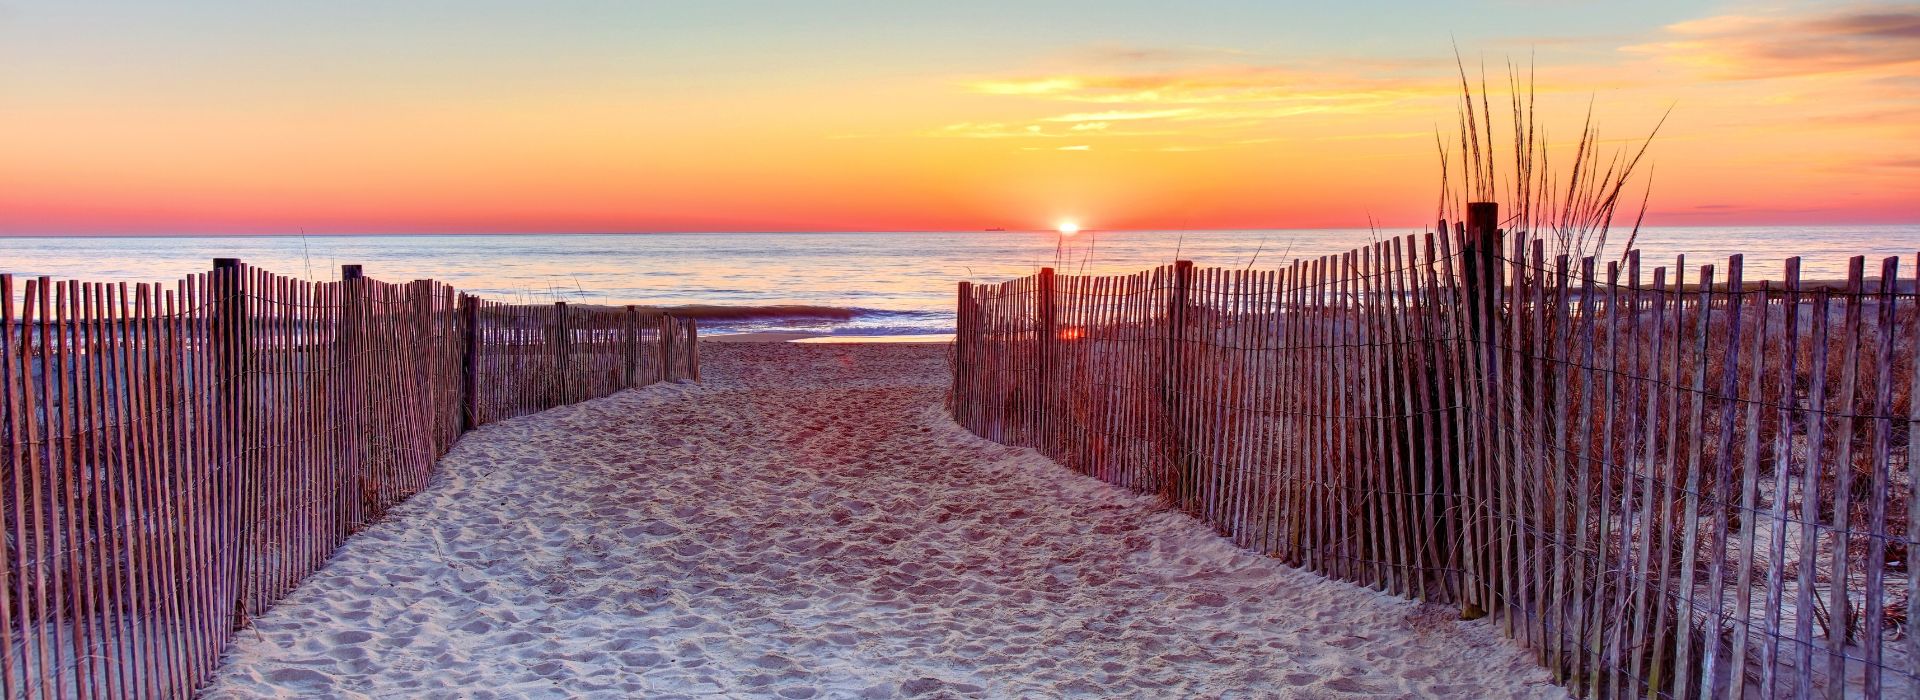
705,332,953,344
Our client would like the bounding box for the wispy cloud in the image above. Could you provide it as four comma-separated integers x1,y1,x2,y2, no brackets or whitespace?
941,57,1470,151
1314,130,1430,142
1039,109,1198,122
928,122,1057,138
1058,145,1091,151
973,78,1085,95
925,120,1178,140
1625,3,1920,79
1824,106,1920,125
969,67,1449,106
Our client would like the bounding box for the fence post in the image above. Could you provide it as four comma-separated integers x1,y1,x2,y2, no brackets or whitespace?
337,264,367,534
1163,259,1194,498
553,301,570,404
956,281,972,423
1037,267,1056,447
1458,202,1499,621
210,257,251,619
657,314,671,381
212,256,247,397
1166,259,1194,368
1463,203,1501,337
685,319,699,380
459,294,480,431
623,305,639,388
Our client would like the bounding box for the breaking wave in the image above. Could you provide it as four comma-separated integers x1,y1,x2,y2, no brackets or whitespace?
652,305,952,336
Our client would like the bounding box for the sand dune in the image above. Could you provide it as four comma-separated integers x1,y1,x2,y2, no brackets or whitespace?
203,343,1564,699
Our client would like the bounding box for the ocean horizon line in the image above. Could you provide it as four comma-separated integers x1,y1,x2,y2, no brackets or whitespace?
5,221,1920,240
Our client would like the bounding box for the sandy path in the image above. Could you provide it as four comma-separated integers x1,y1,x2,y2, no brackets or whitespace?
204,343,1564,699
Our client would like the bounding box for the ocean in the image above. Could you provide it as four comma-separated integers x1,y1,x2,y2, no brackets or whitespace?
3,226,1917,336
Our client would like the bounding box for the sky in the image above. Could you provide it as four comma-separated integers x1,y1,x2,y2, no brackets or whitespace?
0,0,1915,234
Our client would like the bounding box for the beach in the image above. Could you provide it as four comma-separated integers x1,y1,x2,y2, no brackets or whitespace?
199,341,1561,699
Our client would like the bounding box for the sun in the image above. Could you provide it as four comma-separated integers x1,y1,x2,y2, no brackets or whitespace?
1056,220,1081,236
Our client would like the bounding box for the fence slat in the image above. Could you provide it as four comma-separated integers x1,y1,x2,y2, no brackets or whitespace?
1825,258,1867,700
1726,269,1770,700
1862,256,1899,699
1908,252,1920,695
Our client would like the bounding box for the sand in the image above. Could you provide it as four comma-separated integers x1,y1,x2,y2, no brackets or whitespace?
203,342,1566,699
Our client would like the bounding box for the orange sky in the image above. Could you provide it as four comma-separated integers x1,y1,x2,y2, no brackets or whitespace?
1,1,1915,234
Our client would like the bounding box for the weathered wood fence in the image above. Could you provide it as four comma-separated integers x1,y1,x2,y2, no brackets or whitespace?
952,213,1918,699
0,260,698,698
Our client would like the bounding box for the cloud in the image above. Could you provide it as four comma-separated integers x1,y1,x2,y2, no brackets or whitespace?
973,78,1084,95
1825,106,1920,125
935,61,1463,152
1314,130,1431,142
1625,4,1920,79
929,122,1059,138
924,119,1183,141
969,68,1450,106
1039,109,1198,122
1058,145,1091,151
947,53,1507,151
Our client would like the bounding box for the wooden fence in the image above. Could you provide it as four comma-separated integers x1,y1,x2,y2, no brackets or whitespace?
952,212,1918,699
0,260,698,698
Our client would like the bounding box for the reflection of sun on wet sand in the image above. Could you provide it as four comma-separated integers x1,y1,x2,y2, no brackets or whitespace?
204,342,1562,699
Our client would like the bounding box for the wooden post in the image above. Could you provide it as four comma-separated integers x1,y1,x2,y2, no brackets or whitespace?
553,301,570,404
1458,202,1499,621
956,281,972,421
1163,260,1194,497
209,258,251,621
1037,267,1056,447
1168,260,1193,360
1463,202,1501,336
623,305,639,388
685,319,698,380
336,263,366,533
658,314,672,381
459,294,480,431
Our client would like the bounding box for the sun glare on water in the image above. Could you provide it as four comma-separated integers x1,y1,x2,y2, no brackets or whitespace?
1057,220,1080,236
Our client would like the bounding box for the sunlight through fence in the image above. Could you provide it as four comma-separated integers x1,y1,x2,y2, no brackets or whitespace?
952,215,1918,699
